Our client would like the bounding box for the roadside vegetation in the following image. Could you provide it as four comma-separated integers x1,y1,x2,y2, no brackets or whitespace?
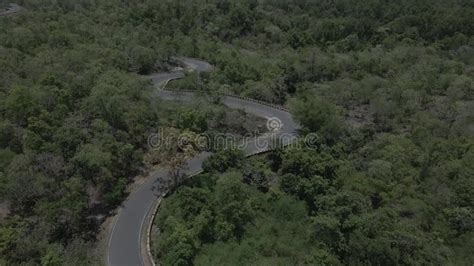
0,0,473,265
152,0,473,265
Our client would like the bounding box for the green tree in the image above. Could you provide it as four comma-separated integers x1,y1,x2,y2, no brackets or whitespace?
5,86,41,126
292,95,344,142
202,149,243,173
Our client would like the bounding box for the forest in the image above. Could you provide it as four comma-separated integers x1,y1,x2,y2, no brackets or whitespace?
0,0,473,265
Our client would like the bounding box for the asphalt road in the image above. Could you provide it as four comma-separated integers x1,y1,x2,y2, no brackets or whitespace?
107,58,299,266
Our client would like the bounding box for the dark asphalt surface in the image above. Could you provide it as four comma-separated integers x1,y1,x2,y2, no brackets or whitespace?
107,58,299,266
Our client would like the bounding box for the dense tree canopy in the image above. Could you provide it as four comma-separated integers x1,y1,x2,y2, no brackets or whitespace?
0,0,473,264
149,0,473,265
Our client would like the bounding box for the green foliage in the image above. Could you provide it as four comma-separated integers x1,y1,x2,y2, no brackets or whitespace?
202,149,244,173
73,144,111,176
176,109,208,133
5,86,41,126
292,95,344,143
148,0,474,263
154,170,315,265
1,0,473,264
157,131,474,265
127,45,157,74
0,1,168,263
40,244,64,266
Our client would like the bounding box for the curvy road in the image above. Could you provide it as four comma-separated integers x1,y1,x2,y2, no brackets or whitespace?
107,58,299,266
